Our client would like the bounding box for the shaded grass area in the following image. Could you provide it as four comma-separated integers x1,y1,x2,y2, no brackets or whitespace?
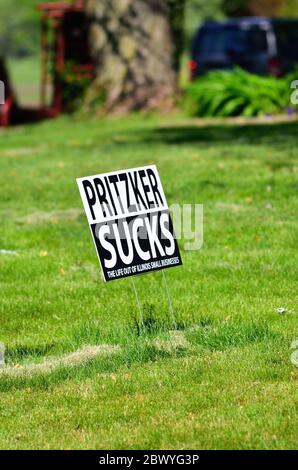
0,114,297,449
0,317,281,392
0,342,296,450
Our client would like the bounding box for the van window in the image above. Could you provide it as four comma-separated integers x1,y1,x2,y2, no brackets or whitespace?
195,26,267,54
275,24,298,60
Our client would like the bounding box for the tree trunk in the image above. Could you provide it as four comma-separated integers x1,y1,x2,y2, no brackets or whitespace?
86,0,182,113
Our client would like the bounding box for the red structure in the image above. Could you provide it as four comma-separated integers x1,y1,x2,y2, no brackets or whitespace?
38,0,93,118
0,0,93,126
0,59,15,126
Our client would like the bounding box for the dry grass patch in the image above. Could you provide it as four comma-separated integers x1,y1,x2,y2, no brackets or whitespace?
18,208,83,225
0,345,120,378
150,331,190,354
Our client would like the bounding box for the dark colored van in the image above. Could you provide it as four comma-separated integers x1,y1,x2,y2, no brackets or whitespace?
190,17,298,79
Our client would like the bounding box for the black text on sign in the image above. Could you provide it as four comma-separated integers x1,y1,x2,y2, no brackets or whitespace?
77,165,182,282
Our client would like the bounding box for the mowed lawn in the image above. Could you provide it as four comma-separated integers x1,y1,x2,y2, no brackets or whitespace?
8,57,41,108
0,114,297,449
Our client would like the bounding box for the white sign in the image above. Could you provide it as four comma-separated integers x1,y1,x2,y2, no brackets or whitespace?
77,165,182,281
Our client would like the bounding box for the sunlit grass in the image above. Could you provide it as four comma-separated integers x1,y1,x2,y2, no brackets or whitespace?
0,113,297,449
7,56,45,107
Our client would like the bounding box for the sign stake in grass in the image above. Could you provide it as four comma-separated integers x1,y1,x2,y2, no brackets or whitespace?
131,278,144,330
77,165,182,329
162,270,177,330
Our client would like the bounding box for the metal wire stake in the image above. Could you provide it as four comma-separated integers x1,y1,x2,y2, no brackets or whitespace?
131,278,144,329
162,270,177,330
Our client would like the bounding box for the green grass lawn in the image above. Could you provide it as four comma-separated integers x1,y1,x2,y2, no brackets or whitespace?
0,114,297,449
7,57,41,107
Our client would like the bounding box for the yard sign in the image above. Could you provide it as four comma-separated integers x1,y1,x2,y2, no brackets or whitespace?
77,165,182,282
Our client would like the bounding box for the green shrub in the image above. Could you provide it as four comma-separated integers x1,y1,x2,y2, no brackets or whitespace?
185,67,297,117
60,61,90,113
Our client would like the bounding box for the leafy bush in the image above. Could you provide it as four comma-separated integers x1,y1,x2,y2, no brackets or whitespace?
60,62,90,113
185,67,297,117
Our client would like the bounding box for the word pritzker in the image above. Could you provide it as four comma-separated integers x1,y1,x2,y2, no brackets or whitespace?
81,166,166,221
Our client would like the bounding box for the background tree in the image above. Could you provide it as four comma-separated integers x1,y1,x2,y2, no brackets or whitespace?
86,0,185,113
2,0,298,60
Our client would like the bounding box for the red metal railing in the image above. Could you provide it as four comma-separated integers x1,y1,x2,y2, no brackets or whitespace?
0,96,14,127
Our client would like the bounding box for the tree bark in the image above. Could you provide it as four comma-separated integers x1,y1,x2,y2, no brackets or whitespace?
86,0,182,113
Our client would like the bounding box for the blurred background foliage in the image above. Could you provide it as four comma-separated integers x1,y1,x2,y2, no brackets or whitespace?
2,0,298,113
1,0,298,59
0,0,40,58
